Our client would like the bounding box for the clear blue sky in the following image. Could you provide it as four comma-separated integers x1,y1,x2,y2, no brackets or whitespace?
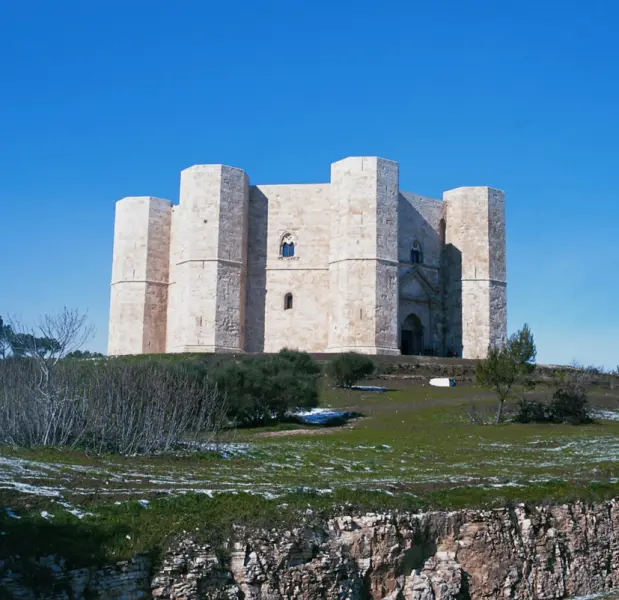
1,0,617,368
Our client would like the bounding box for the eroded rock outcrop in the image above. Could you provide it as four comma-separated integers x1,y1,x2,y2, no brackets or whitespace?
2,500,617,598
153,501,619,600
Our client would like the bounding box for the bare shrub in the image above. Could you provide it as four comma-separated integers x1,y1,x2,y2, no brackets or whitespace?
0,309,227,453
0,358,227,454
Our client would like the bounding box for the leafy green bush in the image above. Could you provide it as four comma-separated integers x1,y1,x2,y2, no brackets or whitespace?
548,387,590,424
514,398,547,423
211,349,320,426
515,368,591,425
327,353,375,388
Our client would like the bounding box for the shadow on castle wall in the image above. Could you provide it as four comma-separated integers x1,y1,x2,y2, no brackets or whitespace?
244,187,268,352
442,242,462,358
397,194,462,358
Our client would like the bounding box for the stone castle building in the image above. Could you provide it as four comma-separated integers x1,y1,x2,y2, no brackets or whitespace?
108,156,507,358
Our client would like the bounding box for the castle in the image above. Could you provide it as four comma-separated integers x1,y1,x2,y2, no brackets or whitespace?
108,156,507,358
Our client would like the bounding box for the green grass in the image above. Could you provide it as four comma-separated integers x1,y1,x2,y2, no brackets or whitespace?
1,378,618,562
3,478,619,567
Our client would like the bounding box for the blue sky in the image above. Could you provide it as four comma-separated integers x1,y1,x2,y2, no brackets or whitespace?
1,0,617,368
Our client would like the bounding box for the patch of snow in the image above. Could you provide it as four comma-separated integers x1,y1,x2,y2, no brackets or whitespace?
292,407,334,417
5,508,20,519
40,511,54,519
138,499,150,508
591,409,619,421
187,442,255,459
486,482,525,489
291,407,358,425
0,482,63,497
57,501,94,519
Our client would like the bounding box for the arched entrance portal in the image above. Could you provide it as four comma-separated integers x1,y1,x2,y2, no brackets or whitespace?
401,313,424,356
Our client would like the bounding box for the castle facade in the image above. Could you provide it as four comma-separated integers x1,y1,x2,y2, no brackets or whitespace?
108,156,507,358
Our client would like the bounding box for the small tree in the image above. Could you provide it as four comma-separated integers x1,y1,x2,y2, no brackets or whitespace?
476,323,537,424
327,352,376,388
5,308,95,446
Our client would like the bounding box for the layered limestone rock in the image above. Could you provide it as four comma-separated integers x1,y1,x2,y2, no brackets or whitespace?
153,501,619,600
2,501,618,598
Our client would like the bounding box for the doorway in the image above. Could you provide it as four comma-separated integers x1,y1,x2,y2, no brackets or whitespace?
401,313,423,356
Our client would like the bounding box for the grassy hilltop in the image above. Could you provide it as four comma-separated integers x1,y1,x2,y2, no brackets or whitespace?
1,353,618,566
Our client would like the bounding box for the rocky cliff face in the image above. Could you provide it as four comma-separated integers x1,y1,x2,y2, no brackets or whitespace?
152,500,619,600
2,500,618,599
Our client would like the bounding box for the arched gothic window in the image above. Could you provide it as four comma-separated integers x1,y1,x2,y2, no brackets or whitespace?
284,293,293,310
280,233,295,258
411,240,423,264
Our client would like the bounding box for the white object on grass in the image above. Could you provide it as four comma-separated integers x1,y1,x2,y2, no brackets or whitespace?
429,378,455,388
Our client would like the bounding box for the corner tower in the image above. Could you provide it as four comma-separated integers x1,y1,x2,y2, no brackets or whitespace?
327,157,400,355
443,186,507,358
108,196,172,355
166,165,249,353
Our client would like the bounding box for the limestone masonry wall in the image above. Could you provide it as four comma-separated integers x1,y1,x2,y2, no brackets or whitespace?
443,187,507,359
109,196,171,355
248,184,331,353
108,156,508,358
327,157,400,354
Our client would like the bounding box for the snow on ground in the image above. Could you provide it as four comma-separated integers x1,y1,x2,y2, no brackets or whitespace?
291,407,359,425
182,441,255,458
592,409,619,421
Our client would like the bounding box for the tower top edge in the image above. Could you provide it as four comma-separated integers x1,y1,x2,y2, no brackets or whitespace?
331,156,398,164
443,185,505,195
181,164,247,174
116,196,172,206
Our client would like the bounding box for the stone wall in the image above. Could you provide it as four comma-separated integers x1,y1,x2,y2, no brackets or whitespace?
443,187,507,359
107,157,507,359
246,184,331,353
108,196,172,355
326,157,400,355
167,165,249,353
